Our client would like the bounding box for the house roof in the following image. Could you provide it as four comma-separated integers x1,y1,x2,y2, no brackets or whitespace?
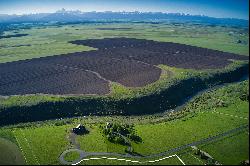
76,124,83,128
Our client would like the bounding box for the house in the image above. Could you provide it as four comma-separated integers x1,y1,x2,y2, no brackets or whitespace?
72,124,88,135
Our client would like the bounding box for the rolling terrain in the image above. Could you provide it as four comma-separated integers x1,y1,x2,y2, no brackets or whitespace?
0,21,249,165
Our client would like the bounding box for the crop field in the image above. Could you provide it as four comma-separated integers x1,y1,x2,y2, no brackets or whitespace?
0,37,248,96
71,38,248,70
0,23,249,65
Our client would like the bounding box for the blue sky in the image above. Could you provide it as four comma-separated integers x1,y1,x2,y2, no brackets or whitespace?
0,0,248,19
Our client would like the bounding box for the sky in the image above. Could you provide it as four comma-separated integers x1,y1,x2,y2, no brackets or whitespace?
0,0,249,20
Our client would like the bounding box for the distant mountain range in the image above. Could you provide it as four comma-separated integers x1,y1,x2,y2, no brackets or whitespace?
0,9,248,27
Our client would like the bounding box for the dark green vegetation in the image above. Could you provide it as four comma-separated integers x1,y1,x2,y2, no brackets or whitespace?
0,33,28,39
0,80,248,165
101,123,142,145
182,78,249,113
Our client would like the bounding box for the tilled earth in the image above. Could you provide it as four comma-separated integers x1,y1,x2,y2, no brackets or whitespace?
0,38,248,96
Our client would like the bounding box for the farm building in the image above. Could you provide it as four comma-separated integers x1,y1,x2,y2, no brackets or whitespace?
72,124,88,135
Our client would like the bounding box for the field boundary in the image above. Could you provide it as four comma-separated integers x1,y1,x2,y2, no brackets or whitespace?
12,131,27,164
21,131,40,165
72,154,185,165
212,109,248,120
13,130,40,165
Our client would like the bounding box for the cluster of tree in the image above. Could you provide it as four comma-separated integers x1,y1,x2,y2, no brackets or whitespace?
182,79,249,115
101,123,142,145
239,84,249,102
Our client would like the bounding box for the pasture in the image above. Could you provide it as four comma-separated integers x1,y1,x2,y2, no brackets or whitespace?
0,23,248,64
2,80,247,165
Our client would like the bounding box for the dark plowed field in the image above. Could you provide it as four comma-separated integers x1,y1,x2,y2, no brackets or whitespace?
0,38,248,96
71,38,248,69
0,61,110,95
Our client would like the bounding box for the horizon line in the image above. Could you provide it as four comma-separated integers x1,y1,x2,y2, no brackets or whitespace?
0,9,249,21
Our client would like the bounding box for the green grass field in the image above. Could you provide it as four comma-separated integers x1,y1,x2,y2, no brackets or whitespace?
13,125,70,165
132,101,248,155
0,80,247,165
198,130,249,165
64,151,81,162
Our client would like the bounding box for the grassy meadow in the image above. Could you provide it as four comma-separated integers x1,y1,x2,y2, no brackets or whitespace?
0,80,248,165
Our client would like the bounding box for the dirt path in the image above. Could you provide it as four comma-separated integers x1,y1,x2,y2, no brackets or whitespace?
68,131,80,149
